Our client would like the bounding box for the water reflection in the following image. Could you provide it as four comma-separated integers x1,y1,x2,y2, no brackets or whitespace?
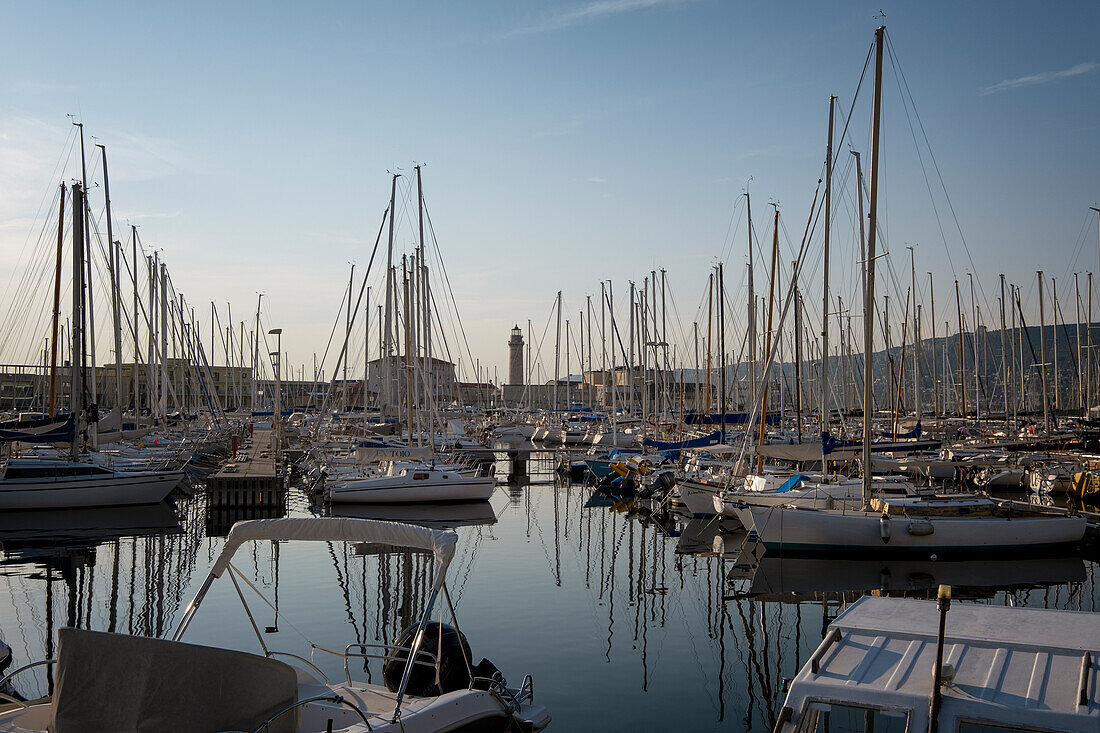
0,452,1096,731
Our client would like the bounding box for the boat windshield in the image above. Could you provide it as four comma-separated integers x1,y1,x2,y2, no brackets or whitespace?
797,702,908,733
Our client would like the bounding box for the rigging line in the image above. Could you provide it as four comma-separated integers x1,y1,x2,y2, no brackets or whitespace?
886,31,985,304
3,129,78,303
828,41,875,176
303,275,350,413
1057,212,1095,290
421,201,479,383
317,207,389,416
733,176,825,467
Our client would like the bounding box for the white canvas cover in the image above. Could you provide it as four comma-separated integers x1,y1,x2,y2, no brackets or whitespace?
213,517,458,588
355,444,434,463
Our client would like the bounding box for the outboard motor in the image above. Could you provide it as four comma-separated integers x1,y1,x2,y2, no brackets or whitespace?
383,622,474,696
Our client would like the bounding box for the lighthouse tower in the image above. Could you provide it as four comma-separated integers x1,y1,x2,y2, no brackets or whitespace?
508,325,524,385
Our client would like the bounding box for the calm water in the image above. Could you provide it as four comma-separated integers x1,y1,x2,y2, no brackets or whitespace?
1,452,1097,731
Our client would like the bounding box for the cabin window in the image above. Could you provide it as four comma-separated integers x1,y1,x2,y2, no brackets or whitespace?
798,702,908,733
413,472,429,480
957,721,1059,733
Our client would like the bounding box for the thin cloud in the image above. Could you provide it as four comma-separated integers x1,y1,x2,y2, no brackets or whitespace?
507,0,690,37
979,61,1097,96
586,177,607,184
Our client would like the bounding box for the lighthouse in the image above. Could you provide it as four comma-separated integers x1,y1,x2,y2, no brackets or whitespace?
508,325,524,385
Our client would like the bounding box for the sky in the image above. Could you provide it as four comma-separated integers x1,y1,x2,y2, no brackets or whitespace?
1,1,1098,384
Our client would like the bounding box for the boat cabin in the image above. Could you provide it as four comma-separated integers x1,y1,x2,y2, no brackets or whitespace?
777,596,1099,733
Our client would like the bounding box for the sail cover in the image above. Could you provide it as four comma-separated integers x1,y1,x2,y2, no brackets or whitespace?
643,430,721,451
0,413,75,443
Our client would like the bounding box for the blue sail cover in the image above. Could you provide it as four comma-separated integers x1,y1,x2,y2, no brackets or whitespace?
879,420,922,440
0,413,75,443
642,430,721,451
821,431,941,456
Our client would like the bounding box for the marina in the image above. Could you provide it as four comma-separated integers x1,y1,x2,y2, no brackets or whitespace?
2,4,1100,731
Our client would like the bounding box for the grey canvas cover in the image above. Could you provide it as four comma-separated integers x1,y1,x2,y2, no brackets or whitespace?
49,627,298,733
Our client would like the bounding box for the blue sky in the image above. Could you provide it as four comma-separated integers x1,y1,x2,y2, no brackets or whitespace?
1,1,1098,382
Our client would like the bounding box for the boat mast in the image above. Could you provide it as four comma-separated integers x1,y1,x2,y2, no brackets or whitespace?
383,173,398,409
929,273,937,417
403,256,415,445
1038,270,1051,435
955,280,965,417
821,95,835,468
554,290,562,412
160,261,168,423
1053,278,1060,410
862,25,885,507
97,144,124,412
75,123,97,411
70,183,86,459
49,183,65,416
608,281,618,440
719,263,727,440
1075,272,1083,415
253,294,261,414
1001,274,1010,427
746,191,756,418
344,264,354,400
755,205,780,473
705,273,713,416
969,273,979,424
794,280,803,443
909,246,920,421
132,228,141,414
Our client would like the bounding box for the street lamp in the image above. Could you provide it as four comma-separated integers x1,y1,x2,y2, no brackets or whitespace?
268,328,282,464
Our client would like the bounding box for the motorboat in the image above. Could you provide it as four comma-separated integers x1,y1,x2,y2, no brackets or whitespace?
0,517,551,732
775,594,1099,732
327,462,496,504
0,457,183,510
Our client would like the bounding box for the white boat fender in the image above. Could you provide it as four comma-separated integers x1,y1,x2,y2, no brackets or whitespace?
880,513,891,544
908,519,935,536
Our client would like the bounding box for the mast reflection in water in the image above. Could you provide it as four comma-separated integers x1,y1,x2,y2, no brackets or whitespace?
0,454,1096,731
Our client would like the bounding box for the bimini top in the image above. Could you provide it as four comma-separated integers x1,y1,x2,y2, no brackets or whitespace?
213,517,458,584
781,595,1099,732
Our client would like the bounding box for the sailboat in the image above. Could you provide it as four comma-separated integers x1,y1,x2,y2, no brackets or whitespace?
0,182,182,510
320,169,496,506
736,27,1087,556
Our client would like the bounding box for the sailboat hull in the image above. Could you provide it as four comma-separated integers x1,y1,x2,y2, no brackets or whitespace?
328,477,495,504
742,505,1087,555
0,472,183,510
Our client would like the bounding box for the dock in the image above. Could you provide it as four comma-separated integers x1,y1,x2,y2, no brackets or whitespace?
206,428,285,508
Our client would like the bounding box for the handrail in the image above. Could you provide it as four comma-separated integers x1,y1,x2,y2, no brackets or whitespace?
342,643,437,685
264,651,330,684
810,628,842,674
0,659,57,710
1080,651,1093,707
215,694,375,732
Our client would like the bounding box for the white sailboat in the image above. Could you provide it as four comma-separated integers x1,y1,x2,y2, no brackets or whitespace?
0,457,182,510
734,26,1087,556
327,462,495,504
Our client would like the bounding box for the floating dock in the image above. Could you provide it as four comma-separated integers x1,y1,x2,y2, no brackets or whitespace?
206,428,285,508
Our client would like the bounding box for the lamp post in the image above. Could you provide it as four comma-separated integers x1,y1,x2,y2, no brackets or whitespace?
268,328,282,465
